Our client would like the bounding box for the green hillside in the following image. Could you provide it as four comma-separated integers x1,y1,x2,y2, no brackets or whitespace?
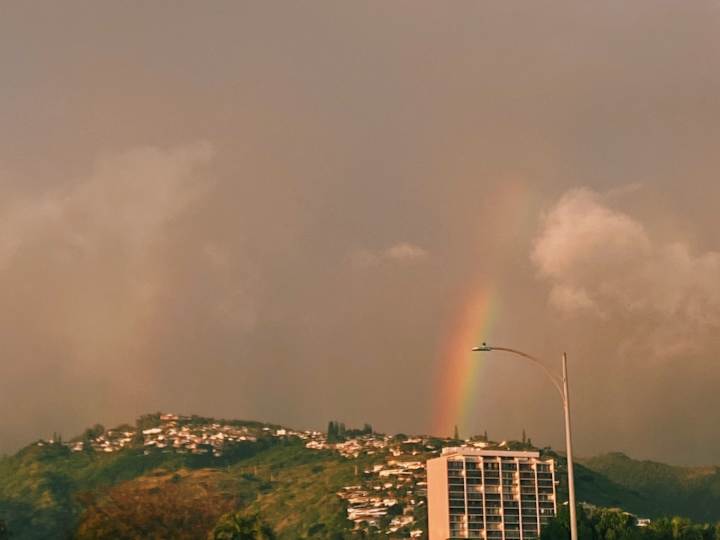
0,438,357,539
578,452,720,522
0,413,426,539
0,438,270,538
1,415,719,539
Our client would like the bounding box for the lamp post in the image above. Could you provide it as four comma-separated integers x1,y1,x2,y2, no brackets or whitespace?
471,344,578,540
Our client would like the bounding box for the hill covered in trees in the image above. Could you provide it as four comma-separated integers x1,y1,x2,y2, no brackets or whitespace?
0,415,357,539
541,505,720,540
577,453,720,523
0,413,719,539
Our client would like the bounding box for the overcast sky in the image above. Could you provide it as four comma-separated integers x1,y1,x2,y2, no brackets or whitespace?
1,1,720,465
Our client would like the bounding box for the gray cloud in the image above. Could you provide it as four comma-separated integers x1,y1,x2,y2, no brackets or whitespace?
0,142,261,447
1,1,720,465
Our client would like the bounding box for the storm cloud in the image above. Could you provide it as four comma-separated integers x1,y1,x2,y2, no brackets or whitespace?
1,1,720,465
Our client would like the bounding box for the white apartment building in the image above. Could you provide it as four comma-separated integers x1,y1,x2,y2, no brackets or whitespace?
427,448,557,540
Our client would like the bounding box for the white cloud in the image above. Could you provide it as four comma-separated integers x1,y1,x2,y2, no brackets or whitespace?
532,188,651,289
384,242,428,261
349,242,428,268
548,284,596,312
532,188,720,356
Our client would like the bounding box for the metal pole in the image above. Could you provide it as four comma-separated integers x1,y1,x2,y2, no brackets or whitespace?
562,353,578,540
471,345,579,539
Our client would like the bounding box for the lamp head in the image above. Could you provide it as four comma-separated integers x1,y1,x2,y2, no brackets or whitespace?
472,342,493,352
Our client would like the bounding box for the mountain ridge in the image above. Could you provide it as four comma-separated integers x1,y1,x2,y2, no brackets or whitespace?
1,412,719,539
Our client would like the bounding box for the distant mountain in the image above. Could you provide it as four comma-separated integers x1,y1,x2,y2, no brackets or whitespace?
0,414,718,539
577,452,720,523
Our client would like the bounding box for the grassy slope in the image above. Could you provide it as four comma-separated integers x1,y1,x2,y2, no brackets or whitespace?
226,444,357,538
0,438,286,539
0,439,357,539
4,435,720,539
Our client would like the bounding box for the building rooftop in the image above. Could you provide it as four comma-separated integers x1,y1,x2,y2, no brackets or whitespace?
440,447,541,458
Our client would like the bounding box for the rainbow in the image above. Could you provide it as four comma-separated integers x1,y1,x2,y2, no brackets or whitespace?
431,178,535,438
432,283,499,437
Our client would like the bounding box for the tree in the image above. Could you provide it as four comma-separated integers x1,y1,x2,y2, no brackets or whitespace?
327,421,337,442
135,413,162,431
82,424,105,444
211,513,276,540
327,421,348,443
670,517,706,540
651,517,675,540
522,429,527,444
0,519,8,540
75,472,235,539
453,425,460,440
541,505,570,540
543,505,719,540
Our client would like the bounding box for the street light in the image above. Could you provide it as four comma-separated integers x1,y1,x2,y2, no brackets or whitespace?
471,343,578,540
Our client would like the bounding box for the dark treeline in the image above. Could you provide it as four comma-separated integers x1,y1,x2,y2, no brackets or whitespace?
542,506,720,540
326,421,373,443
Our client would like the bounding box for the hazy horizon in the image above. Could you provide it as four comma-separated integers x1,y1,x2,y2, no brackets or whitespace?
2,1,720,466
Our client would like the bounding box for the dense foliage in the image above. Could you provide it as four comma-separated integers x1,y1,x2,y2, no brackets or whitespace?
0,436,357,539
75,470,237,539
327,421,373,443
2,416,720,539
578,453,720,522
542,506,720,540
0,435,276,539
